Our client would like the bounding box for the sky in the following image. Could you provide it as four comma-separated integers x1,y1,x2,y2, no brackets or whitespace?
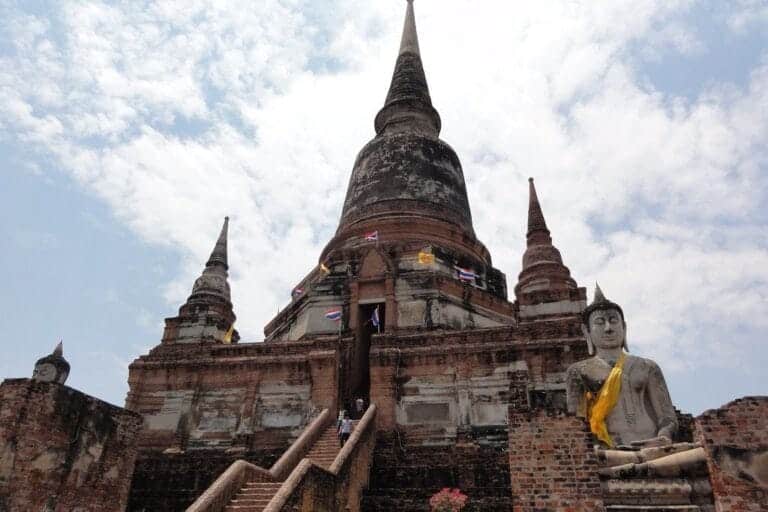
1,0,766,414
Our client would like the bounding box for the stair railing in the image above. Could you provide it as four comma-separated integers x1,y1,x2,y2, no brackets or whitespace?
270,408,333,479
186,408,333,512
263,403,378,512
186,460,274,512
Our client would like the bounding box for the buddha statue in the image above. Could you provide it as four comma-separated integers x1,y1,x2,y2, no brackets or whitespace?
32,341,70,385
566,285,677,448
566,286,711,480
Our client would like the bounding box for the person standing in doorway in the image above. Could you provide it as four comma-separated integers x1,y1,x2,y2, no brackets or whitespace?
339,413,352,447
355,396,365,419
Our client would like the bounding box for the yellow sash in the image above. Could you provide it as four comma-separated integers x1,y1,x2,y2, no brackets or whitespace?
585,352,626,447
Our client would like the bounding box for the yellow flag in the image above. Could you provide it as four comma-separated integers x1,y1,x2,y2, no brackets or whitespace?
586,352,626,447
223,324,234,344
418,251,435,264
320,262,330,274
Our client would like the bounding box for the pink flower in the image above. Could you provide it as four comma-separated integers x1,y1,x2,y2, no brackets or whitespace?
429,488,469,512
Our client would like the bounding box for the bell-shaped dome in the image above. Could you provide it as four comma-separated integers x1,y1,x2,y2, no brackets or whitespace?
327,0,485,262
338,132,475,238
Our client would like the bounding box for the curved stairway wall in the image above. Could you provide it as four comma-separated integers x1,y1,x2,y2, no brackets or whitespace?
187,405,377,512
186,408,333,512
263,404,377,512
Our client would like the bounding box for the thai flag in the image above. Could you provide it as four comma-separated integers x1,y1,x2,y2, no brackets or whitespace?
325,309,342,321
455,266,478,282
364,230,379,242
371,306,381,328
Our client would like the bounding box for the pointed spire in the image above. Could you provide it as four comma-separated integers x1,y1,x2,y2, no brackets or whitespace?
189,217,232,302
374,0,441,137
206,217,229,269
399,0,420,55
53,341,63,357
515,178,578,305
527,178,549,236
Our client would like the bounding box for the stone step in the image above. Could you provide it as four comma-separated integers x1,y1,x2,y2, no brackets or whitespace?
236,488,280,496
230,497,273,505
224,480,282,512
241,482,281,489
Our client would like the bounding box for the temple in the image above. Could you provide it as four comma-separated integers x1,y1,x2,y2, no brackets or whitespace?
1,2,765,512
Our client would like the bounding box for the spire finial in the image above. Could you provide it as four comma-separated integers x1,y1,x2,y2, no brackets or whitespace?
527,177,549,236
399,0,420,56
53,340,63,357
206,217,229,269
374,0,441,136
594,282,606,303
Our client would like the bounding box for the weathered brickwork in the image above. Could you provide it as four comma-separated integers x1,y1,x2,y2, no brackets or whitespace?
508,408,605,512
0,379,141,512
362,431,513,511
694,396,768,512
369,325,589,438
128,448,283,511
126,340,339,452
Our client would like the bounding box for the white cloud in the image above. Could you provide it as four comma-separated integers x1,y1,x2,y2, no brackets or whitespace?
1,0,766,412
728,0,768,33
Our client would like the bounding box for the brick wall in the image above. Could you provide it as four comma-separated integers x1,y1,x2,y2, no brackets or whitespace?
508,408,604,512
127,341,338,453
362,431,512,511
128,448,284,511
0,378,142,512
694,396,768,512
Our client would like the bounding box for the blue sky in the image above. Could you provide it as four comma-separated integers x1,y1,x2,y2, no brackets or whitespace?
1,0,766,414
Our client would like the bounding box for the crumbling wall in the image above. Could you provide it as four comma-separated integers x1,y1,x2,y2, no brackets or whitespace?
369,322,585,442
508,408,604,512
127,343,337,452
0,378,141,512
694,396,768,512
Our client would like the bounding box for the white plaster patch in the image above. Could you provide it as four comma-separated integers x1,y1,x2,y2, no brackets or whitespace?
519,299,587,318
256,381,312,429
143,390,195,431
397,362,530,428
189,388,246,442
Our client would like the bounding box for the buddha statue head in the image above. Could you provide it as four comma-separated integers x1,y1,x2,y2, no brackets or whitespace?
581,284,628,356
32,341,70,385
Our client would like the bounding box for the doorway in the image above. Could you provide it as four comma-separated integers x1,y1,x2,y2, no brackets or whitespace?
349,302,384,416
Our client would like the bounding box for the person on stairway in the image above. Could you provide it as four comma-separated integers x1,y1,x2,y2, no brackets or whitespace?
339,413,352,447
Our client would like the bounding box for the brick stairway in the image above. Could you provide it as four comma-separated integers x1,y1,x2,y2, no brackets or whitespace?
224,482,283,512
597,444,715,512
223,421,354,512
361,431,512,512
305,421,356,469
